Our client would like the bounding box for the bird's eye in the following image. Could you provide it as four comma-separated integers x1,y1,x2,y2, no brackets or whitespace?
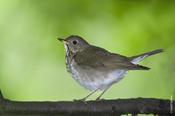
72,40,78,45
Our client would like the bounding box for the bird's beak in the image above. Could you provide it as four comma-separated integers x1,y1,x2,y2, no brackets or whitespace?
57,38,65,42
57,38,68,45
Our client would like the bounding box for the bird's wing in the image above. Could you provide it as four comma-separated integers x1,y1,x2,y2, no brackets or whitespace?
74,46,149,70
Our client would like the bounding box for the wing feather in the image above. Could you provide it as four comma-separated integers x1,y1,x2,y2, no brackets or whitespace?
74,46,149,70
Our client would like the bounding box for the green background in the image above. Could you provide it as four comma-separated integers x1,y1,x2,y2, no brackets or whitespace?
0,0,175,101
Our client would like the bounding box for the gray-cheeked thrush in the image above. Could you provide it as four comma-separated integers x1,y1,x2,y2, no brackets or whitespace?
58,35,163,101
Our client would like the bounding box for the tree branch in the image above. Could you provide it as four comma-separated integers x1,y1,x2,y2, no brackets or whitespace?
0,91,174,116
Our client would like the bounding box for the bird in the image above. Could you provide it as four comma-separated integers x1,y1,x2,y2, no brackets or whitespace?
58,35,163,101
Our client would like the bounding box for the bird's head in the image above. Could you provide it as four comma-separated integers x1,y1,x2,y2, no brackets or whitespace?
58,35,89,53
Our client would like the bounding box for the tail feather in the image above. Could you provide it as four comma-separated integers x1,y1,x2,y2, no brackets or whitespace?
129,49,164,64
136,64,150,70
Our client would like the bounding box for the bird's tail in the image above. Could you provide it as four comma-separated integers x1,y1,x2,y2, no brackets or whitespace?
129,49,164,64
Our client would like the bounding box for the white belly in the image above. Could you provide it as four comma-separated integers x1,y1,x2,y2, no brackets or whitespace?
69,60,127,91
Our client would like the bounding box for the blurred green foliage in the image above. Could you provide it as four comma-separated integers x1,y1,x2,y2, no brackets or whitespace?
0,0,175,101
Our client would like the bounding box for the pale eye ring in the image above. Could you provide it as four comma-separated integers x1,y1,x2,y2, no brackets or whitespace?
72,40,78,45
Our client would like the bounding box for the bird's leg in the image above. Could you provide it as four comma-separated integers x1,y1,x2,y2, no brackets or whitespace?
74,89,98,101
96,87,110,100
81,89,98,101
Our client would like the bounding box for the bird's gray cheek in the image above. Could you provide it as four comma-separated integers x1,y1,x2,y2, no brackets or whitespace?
71,47,78,53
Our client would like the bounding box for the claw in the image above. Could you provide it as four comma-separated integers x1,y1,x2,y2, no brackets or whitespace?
95,97,105,101
73,98,87,104
95,97,101,101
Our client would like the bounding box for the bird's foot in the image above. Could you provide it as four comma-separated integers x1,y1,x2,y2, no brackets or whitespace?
73,98,87,104
95,97,105,101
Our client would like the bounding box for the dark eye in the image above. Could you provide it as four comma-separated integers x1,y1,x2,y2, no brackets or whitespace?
72,40,78,45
